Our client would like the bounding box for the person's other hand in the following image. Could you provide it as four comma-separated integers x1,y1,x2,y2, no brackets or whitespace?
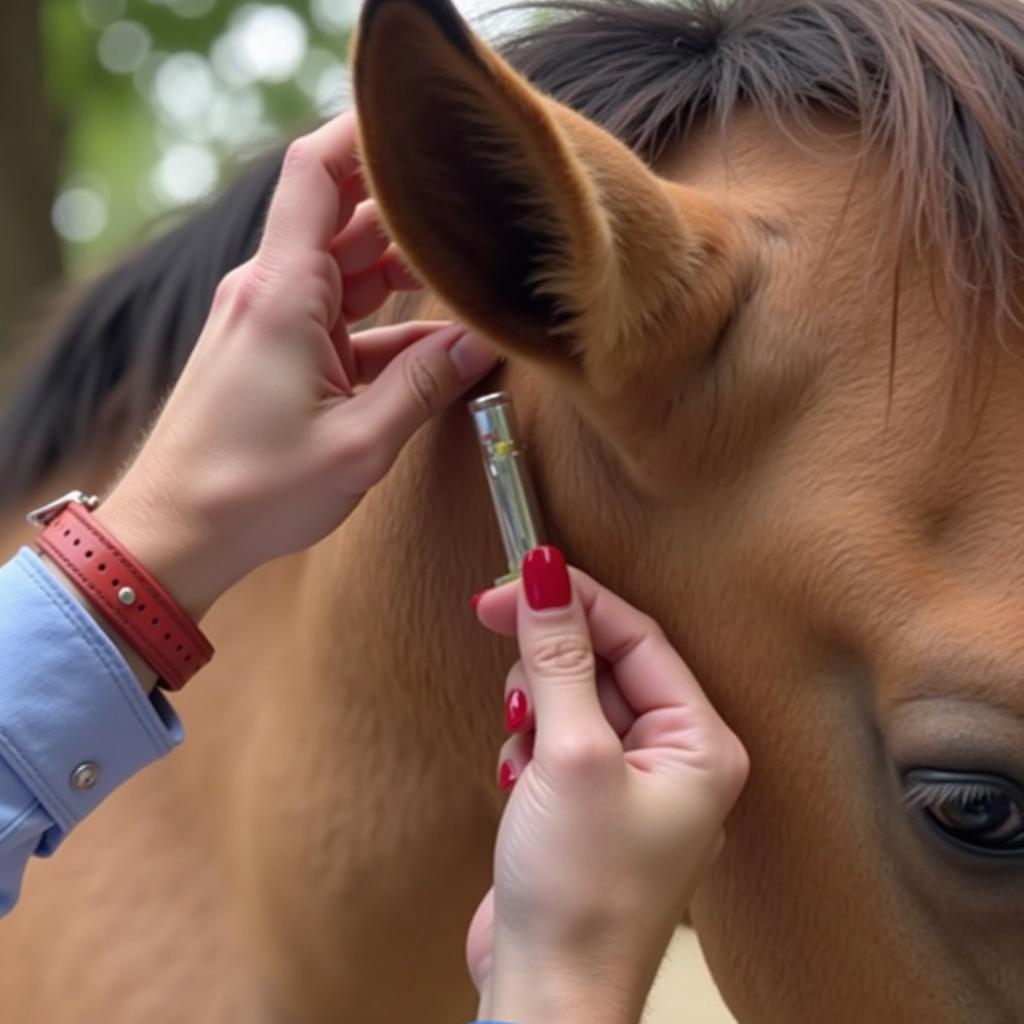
95,112,497,618
468,547,749,1024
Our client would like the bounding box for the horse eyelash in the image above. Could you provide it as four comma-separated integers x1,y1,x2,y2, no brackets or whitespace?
902,780,1005,811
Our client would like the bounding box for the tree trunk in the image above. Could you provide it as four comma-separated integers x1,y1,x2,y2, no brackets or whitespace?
0,0,63,356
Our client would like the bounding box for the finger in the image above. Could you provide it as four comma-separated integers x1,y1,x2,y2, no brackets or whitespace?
503,662,534,734
333,326,498,484
496,731,534,791
504,658,634,738
478,567,717,719
329,321,358,391
335,176,370,237
261,112,362,257
350,320,453,384
341,249,422,323
596,665,637,737
580,583,719,721
516,547,620,757
332,201,390,276
377,246,421,290
344,170,370,207
473,579,521,634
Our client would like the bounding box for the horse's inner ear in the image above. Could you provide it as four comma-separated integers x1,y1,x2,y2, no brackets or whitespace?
390,103,570,339
354,0,744,393
354,0,605,362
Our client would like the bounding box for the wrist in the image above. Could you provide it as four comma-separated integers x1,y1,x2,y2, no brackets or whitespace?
38,552,159,694
95,481,237,621
485,975,640,1024
485,937,658,1024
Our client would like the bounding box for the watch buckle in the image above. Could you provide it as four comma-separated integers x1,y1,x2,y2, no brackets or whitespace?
26,491,100,528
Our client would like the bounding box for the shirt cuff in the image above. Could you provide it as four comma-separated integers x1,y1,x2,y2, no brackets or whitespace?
0,548,183,840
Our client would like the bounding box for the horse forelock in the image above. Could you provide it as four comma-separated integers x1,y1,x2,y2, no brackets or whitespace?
502,0,1024,345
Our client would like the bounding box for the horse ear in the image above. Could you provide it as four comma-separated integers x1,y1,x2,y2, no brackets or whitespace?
353,0,744,399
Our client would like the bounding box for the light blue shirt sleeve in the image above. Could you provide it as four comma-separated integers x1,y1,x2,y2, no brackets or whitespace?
0,547,183,915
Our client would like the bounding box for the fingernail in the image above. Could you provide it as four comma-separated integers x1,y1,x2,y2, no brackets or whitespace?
470,590,485,611
505,689,529,732
448,331,498,382
522,545,572,611
498,760,518,791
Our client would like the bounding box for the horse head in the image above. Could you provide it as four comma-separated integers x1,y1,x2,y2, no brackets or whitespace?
354,0,1024,1020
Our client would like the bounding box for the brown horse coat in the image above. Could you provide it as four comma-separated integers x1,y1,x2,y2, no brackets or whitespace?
3,0,1024,1020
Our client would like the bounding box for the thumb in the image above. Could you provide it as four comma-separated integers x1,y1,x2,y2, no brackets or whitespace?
345,325,498,459
517,546,620,759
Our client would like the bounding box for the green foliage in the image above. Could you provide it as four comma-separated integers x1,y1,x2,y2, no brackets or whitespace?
43,0,352,276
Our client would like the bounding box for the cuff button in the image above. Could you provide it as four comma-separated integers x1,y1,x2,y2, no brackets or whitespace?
70,762,100,792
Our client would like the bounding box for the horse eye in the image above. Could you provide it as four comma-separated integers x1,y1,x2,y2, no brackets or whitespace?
904,769,1024,859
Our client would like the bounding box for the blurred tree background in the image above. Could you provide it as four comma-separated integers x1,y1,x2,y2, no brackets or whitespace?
1,0,354,354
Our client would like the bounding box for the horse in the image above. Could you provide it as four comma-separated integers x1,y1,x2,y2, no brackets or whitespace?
2,0,1024,1020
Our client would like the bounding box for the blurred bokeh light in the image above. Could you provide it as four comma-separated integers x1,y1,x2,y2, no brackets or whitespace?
45,0,353,274
18,0,523,307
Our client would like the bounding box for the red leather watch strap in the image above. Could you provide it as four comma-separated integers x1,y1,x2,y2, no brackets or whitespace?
36,502,213,691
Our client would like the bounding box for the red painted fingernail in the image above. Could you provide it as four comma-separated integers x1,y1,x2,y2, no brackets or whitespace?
522,546,571,611
470,591,485,611
498,760,518,791
505,689,529,732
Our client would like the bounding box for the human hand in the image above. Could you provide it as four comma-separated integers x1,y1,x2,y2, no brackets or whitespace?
95,112,497,619
467,547,749,1024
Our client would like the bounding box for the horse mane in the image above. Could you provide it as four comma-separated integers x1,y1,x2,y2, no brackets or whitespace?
3,0,1024,506
503,0,1024,336
0,155,280,508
